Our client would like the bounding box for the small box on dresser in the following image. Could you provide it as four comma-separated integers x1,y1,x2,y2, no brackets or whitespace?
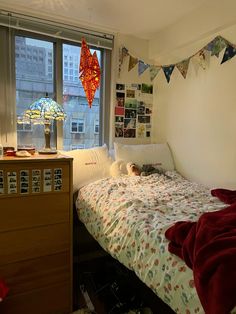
0,154,73,314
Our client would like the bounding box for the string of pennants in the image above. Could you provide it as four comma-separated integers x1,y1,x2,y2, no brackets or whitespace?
118,36,236,83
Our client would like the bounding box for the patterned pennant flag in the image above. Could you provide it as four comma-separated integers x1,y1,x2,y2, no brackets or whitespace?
138,61,149,75
162,65,175,83
221,44,236,64
205,36,227,57
118,47,129,76
149,65,161,81
128,56,138,72
176,59,190,79
193,49,207,70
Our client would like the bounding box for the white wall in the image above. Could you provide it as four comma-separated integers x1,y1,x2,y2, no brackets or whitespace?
149,22,236,189
109,34,156,147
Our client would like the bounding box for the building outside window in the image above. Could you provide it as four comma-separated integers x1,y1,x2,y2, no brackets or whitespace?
70,118,85,133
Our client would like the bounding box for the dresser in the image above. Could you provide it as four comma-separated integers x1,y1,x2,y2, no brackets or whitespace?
0,154,73,314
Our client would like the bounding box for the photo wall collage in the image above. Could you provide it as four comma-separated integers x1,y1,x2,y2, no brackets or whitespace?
115,83,153,138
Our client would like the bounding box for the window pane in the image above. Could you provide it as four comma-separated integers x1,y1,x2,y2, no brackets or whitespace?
15,36,55,150
62,43,101,150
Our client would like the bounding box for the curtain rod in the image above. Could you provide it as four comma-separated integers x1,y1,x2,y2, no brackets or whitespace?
0,9,114,41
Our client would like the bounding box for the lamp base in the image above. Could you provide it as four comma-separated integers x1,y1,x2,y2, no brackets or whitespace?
38,149,57,155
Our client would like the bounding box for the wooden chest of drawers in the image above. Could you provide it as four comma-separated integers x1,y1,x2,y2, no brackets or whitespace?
0,154,73,314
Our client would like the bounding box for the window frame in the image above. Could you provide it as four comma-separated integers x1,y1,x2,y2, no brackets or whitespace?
70,118,85,134
0,25,111,150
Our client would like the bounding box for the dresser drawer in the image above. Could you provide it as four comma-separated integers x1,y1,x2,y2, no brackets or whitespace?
0,252,71,297
0,193,70,232
0,281,71,314
0,223,70,265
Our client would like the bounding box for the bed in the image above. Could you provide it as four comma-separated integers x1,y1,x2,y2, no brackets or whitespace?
65,143,236,314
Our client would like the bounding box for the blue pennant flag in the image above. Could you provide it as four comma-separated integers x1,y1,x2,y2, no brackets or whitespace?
162,65,175,83
221,44,236,64
138,61,149,76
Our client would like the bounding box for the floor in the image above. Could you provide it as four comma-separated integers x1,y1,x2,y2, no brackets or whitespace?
74,255,175,314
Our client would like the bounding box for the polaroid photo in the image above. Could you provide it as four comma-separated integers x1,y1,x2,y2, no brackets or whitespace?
20,170,29,177
0,170,3,176
20,187,29,194
32,169,41,176
54,168,62,175
32,187,40,193
54,185,62,191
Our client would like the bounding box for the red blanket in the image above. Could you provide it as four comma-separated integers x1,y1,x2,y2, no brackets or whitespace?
211,188,236,204
165,201,236,314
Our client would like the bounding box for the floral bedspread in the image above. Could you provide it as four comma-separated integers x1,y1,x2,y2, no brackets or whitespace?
76,171,226,313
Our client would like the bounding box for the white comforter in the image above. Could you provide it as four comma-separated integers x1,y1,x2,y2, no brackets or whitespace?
76,171,226,313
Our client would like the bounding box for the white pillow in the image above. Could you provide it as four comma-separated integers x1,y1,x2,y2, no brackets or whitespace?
62,145,112,190
114,142,175,171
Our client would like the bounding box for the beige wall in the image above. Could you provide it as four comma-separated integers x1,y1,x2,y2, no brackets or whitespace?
114,8,236,189
149,27,236,189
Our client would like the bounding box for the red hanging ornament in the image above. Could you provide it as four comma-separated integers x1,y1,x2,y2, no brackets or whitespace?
79,38,101,108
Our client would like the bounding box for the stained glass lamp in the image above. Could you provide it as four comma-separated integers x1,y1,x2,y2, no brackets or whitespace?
23,94,66,154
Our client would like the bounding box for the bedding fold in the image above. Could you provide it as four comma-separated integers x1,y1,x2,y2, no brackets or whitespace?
165,202,236,314
211,188,236,204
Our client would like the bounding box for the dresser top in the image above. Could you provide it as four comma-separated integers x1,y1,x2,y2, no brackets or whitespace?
0,153,73,164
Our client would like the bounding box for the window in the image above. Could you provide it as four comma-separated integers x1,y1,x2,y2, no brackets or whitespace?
70,119,85,133
94,119,99,134
0,14,112,151
17,123,32,132
70,144,85,150
15,36,55,149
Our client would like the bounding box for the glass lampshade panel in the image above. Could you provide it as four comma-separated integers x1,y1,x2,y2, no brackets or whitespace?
24,96,66,122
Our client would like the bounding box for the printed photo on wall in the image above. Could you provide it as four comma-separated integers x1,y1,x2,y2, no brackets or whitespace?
114,82,153,139
137,124,146,138
125,99,137,109
115,116,124,123
125,109,137,119
141,83,153,94
115,123,124,137
116,83,125,91
124,128,136,138
116,92,125,107
126,89,135,98
124,118,136,129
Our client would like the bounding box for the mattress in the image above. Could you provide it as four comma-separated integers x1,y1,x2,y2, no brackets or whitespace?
76,171,226,313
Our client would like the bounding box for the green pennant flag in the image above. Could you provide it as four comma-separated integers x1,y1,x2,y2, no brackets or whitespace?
205,36,227,57
149,65,161,81
128,56,138,72
176,59,190,79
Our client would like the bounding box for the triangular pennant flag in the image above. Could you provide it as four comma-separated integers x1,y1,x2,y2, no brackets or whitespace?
193,49,207,70
176,59,190,79
149,65,161,81
162,65,175,83
221,44,236,64
205,36,227,57
118,47,129,76
128,56,138,71
138,60,149,75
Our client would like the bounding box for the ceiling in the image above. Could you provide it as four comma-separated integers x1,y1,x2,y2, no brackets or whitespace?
0,0,211,39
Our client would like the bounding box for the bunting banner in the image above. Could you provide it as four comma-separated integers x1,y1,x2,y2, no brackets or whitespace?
119,35,236,84
221,44,236,64
138,60,149,75
149,65,161,81
128,56,139,72
162,65,175,83
176,59,190,79
205,36,227,57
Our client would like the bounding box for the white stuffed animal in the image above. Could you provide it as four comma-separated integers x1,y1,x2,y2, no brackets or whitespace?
110,160,127,177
